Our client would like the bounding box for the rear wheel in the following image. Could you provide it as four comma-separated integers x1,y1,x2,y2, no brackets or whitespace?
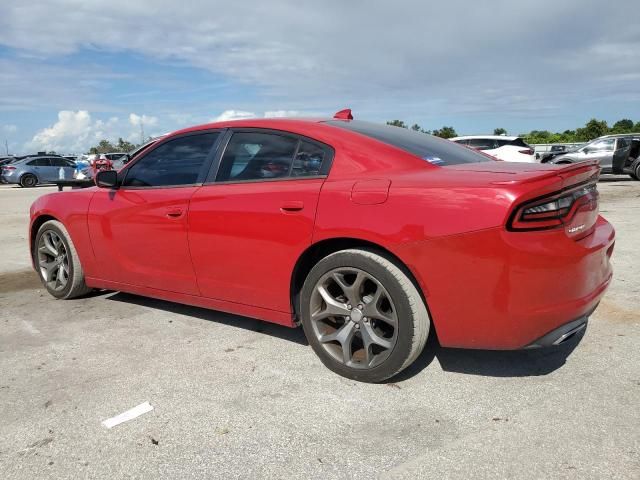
20,174,37,188
34,220,92,299
300,249,430,382
629,158,640,180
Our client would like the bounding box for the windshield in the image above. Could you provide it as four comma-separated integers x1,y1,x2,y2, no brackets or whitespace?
325,120,492,166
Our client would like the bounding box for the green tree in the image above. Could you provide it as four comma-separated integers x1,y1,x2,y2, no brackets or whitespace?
611,119,634,134
116,137,137,152
410,123,422,132
493,128,507,135
89,139,117,154
432,126,457,139
575,118,608,142
386,120,407,128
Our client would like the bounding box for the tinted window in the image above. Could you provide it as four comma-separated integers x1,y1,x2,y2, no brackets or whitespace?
216,132,298,182
50,157,74,167
123,133,219,187
27,158,51,167
468,138,497,150
326,120,491,165
291,141,326,177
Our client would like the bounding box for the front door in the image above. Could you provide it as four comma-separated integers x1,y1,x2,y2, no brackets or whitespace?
87,131,221,295
188,130,333,312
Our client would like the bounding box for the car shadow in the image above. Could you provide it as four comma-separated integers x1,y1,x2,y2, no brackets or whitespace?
389,327,585,382
99,290,584,379
104,291,308,346
599,175,634,183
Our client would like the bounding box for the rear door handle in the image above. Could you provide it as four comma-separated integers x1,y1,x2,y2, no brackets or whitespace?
165,208,184,218
280,201,304,212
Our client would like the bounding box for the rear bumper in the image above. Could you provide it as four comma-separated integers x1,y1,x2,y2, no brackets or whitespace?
398,215,615,350
525,312,592,348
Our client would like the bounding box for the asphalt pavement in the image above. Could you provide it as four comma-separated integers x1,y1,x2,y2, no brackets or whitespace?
0,179,638,479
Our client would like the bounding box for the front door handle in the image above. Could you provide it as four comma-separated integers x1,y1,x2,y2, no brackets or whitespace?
165,208,184,218
280,201,304,212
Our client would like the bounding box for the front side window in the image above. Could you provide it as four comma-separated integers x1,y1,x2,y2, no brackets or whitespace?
216,132,298,182
587,139,614,153
123,133,219,187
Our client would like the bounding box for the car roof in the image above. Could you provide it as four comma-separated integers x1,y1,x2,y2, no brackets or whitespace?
451,135,519,141
597,133,640,139
170,117,326,137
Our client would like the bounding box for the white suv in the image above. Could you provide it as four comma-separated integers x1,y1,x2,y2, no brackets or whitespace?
451,136,536,163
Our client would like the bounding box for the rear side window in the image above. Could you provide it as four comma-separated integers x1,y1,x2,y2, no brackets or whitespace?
326,120,491,165
123,133,219,187
291,141,326,177
216,132,298,182
27,158,51,167
50,157,74,167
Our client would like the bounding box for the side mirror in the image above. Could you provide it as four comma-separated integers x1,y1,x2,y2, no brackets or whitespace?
95,170,119,189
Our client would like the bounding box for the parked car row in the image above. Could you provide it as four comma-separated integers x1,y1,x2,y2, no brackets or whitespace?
448,132,640,180
1,151,136,187
544,133,640,180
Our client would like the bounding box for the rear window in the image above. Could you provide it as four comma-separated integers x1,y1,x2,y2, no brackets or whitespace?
507,138,531,148
326,120,491,165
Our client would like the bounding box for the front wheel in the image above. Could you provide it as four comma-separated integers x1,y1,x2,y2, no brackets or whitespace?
34,220,92,299
300,249,430,382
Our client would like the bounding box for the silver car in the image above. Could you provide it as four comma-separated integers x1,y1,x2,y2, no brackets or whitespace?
550,135,633,177
0,156,76,187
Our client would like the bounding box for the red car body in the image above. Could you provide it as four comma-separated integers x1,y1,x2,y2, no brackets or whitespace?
29,117,614,350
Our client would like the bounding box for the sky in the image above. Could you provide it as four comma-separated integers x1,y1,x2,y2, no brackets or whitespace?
0,0,639,154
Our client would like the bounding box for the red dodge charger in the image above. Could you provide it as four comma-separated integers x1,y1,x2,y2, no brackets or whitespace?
29,110,614,382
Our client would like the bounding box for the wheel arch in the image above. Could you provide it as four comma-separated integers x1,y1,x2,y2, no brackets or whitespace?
290,237,428,323
30,214,59,258
20,171,39,185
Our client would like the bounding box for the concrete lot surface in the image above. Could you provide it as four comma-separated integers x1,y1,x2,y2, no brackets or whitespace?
1,180,639,479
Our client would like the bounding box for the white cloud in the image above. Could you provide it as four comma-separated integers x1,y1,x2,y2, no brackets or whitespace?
1,124,18,133
129,113,158,127
27,110,159,153
264,110,301,118
212,110,256,122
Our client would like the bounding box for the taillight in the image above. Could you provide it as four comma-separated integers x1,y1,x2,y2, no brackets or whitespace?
2,166,16,171
508,183,599,239
519,149,534,155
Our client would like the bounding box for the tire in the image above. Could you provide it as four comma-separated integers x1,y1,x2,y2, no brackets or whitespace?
34,220,92,299
20,174,37,188
300,249,430,382
630,159,640,180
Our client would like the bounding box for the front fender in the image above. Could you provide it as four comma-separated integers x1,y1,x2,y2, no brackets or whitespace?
30,189,97,275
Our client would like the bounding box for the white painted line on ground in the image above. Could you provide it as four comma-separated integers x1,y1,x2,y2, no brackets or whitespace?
22,320,40,335
102,401,153,429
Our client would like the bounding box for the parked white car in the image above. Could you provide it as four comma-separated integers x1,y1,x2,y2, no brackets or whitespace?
451,135,536,163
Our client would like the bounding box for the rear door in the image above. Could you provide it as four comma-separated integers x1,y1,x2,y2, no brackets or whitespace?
50,157,76,180
611,137,631,173
188,129,333,313
87,131,221,294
